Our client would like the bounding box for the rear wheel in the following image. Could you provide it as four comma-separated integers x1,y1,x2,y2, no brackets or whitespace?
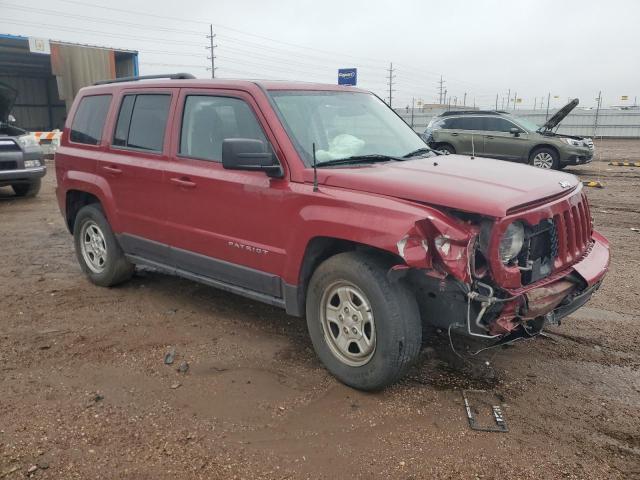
529,147,559,170
73,204,134,287
306,252,422,391
12,179,41,197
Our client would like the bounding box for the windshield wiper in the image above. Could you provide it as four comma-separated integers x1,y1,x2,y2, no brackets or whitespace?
316,154,403,167
402,148,439,158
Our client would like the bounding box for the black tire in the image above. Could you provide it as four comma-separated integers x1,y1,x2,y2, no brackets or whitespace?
437,143,455,155
73,204,134,287
306,252,422,391
12,179,41,197
529,147,559,170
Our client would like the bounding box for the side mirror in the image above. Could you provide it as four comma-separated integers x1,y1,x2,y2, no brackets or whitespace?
510,127,521,137
222,138,283,178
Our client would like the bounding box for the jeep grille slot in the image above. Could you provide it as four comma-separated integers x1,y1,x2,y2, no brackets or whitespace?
518,219,556,285
553,193,592,268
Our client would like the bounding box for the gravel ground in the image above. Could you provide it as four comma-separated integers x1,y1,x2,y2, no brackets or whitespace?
1,141,639,479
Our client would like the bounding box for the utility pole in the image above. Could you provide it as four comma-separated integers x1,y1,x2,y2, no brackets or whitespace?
534,97,537,110
495,93,499,110
513,91,518,110
438,76,446,105
386,62,395,108
506,88,511,110
463,92,467,107
410,97,415,128
593,91,602,137
206,24,217,78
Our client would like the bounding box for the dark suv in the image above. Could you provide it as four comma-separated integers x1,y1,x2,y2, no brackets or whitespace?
423,99,594,170
0,82,46,197
55,75,609,390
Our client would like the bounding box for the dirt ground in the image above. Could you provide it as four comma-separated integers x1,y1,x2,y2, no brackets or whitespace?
1,139,639,479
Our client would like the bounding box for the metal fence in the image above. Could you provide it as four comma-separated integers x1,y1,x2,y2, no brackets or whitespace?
397,108,640,138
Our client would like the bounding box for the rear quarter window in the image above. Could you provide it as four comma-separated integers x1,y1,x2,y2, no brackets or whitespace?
69,95,112,145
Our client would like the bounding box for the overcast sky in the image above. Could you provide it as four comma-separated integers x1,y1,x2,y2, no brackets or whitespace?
1,0,638,109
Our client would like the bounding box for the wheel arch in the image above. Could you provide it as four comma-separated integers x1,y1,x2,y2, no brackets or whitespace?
65,190,101,233
60,171,119,233
284,236,404,317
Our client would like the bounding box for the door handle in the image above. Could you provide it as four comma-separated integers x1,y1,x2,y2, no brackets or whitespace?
102,165,122,175
486,136,495,139
170,177,197,188
450,133,459,136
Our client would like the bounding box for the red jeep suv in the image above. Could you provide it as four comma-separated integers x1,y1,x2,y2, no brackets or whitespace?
55,74,610,390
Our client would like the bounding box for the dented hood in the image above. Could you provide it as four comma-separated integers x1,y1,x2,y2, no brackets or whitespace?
319,155,579,218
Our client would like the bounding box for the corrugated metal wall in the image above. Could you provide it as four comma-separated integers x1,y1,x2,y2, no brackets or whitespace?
398,108,640,138
0,75,66,131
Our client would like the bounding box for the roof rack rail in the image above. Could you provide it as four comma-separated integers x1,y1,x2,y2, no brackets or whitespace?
440,110,508,117
94,73,195,86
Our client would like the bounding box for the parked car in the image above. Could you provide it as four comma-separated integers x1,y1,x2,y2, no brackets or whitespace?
0,82,46,197
55,75,610,390
422,100,594,169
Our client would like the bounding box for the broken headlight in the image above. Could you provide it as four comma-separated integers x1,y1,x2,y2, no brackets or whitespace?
499,221,525,264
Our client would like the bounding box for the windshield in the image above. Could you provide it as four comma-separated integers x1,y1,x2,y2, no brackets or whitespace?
511,115,541,132
269,90,426,165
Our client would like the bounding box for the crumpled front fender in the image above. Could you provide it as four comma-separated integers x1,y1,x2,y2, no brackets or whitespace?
395,211,478,283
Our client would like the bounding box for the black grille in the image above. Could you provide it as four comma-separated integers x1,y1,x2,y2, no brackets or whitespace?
0,161,18,171
517,219,556,285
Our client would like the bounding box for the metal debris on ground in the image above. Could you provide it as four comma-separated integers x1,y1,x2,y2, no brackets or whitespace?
177,361,189,374
164,347,176,365
608,161,640,167
582,181,604,188
631,228,640,233
462,389,509,432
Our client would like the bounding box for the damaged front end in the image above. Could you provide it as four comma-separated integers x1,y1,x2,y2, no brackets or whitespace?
392,190,610,344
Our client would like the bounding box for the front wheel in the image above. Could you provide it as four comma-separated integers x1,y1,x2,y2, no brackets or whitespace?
437,143,455,155
529,147,559,169
12,179,41,197
306,252,422,391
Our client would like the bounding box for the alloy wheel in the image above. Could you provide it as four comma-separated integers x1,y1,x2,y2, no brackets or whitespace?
80,221,108,273
533,152,554,169
320,281,376,367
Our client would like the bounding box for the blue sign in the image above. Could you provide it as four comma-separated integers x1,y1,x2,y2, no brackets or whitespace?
338,68,357,86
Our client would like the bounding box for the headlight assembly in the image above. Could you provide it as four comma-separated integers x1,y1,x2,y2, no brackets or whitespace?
499,221,525,264
17,135,39,149
563,137,583,147
24,159,41,168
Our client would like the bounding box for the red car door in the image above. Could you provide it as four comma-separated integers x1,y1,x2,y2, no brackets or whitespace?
164,88,289,296
99,89,176,262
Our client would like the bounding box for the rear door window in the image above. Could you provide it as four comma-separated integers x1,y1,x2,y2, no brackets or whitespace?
484,117,518,133
112,94,171,152
70,95,112,145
